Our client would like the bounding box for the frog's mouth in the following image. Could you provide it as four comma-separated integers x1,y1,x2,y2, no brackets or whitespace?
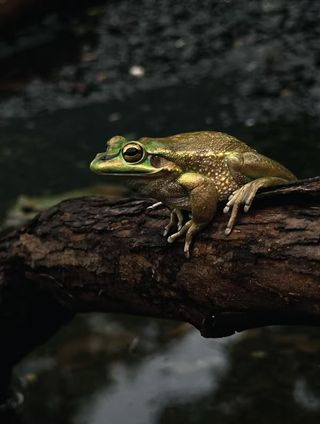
90,153,166,177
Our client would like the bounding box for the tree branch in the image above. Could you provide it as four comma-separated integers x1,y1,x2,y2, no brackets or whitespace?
0,177,319,369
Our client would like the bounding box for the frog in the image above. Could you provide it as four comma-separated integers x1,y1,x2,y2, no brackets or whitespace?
90,131,296,257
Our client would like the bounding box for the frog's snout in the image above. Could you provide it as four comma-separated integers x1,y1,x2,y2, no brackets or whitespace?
90,152,120,174
90,153,106,174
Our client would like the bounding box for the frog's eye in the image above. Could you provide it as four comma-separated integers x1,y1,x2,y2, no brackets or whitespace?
122,143,144,163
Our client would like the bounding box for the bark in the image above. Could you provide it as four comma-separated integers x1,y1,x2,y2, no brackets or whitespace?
0,176,319,344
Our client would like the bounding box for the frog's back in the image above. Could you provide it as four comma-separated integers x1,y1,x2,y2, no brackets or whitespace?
140,131,254,155
166,131,255,155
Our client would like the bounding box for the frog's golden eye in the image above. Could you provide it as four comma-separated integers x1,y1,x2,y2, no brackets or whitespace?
122,143,144,163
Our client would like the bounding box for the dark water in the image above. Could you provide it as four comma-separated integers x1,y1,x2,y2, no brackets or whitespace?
0,81,320,423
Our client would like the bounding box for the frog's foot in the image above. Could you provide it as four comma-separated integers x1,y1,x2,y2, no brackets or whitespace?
167,219,191,244
167,219,206,258
163,208,184,236
223,180,263,235
183,221,207,258
147,201,163,211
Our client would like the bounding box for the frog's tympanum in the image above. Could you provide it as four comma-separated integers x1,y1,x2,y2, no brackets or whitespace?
90,131,296,257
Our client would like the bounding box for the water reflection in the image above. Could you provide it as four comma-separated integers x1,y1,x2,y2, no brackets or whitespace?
157,327,320,424
12,314,320,424
75,326,232,424
14,314,235,424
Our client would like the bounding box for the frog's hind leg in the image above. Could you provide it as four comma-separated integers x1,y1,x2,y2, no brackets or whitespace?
224,151,297,235
147,202,184,237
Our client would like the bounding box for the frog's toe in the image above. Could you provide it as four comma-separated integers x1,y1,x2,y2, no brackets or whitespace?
242,189,257,212
183,222,206,258
223,187,247,234
224,182,260,234
163,208,184,236
176,209,184,231
224,201,241,235
147,201,163,211
167,220,192,243
163,227,170,237
163,220,175,237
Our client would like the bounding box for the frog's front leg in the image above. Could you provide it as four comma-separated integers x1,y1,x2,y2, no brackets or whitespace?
163,208,184,236
167,173,218,258
224,152,296,235
147,202,184,236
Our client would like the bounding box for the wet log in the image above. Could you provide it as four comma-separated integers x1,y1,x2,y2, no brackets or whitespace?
0,176,320,407
1,176,319,350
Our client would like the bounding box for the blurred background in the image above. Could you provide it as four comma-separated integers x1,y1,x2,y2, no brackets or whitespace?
1,0,320,423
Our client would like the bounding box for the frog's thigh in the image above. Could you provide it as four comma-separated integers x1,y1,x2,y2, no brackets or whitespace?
227,151,296,181
224,152,292,234
177,173,218,257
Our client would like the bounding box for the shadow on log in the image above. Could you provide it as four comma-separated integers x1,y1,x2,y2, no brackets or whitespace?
0,177,319,402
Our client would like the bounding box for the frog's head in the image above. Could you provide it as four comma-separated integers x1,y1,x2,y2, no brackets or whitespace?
90,135,181,177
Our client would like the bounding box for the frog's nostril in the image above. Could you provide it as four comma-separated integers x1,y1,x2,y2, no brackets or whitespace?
99,153,118,161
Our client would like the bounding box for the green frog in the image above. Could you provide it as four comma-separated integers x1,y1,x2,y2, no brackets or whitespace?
90,131,296,257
